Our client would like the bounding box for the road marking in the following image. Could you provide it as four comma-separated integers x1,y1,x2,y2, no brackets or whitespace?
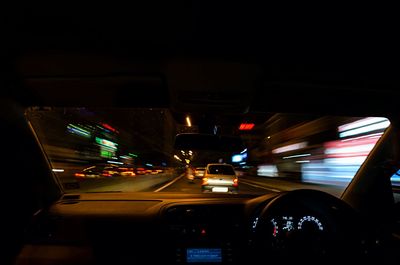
240,179,281,192
154,174,185,192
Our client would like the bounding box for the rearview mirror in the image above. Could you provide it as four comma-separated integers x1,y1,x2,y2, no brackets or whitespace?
174,133,245,152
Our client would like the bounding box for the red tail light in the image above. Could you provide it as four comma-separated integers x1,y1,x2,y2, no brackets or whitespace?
102,173,111,177
202,177,208,186
233,178,238,187
74,173,85,178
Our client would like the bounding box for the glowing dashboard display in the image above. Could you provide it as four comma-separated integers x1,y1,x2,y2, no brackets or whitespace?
267,215,324,237
186,248,222,263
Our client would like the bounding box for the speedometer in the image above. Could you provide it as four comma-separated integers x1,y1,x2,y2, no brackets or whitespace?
297,215,324,231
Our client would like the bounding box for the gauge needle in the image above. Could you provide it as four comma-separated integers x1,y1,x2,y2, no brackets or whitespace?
273,227,277,237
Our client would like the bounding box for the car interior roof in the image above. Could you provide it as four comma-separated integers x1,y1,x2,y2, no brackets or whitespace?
3,4,400,118
4,54,400,119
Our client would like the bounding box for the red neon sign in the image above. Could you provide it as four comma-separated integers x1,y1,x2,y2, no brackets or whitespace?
239,123,255,130
102,123,118,133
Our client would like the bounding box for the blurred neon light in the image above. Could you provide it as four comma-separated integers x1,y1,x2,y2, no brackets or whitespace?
282,153,311,159
325,144,376,155
239,123,255,130
302,130,386,187
338,117,388,132
325,137,380,162
240,148,247,154
257,165,278,177
95,137,118,150
174,155,182,161
107,160,123,165
232,154,243,162
101,123,118,133
272,142,307,154
52,169,64,172
339,120,390,138
100,150,113,158
295,160,310,163
67,124,91,138
341,132,383,142
325,156,367,165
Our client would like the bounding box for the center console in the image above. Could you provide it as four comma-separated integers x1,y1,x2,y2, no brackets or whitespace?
163,204,246,264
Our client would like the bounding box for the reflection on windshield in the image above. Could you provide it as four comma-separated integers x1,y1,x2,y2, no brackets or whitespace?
27,108,390,197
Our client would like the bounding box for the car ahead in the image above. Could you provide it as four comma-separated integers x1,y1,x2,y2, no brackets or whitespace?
145,168,159,175
74,164,121,179
117,167,136,177
194,167,205,178
135,167,147,175
202,164,238,193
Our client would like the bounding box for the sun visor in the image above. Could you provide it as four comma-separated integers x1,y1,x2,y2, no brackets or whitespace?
167,61,260,114
15,54,168,107
22,75,167,107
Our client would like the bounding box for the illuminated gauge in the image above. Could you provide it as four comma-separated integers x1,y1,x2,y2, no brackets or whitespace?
252,217,259,229
297,215,324,231
282,216,295,232
271,218,279,237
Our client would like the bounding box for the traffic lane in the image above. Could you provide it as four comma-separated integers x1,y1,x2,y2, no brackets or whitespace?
156,174,346,196
158,176,271,194
64,173,178,193
61,172,341,195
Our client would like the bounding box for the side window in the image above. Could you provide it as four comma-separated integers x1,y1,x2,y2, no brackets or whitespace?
391,171,400,203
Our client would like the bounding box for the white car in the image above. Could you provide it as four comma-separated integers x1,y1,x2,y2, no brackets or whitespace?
202,164,238,193
194,167,205,178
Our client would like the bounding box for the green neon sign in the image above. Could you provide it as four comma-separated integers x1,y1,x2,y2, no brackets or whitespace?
95,137,118,150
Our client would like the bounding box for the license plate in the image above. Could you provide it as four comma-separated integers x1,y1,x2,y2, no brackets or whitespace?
212,187,229,192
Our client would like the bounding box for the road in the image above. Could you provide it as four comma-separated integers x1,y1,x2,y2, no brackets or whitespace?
62,172,347,197
155,175,272,195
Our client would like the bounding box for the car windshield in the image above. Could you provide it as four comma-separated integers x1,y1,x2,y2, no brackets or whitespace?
27,108,391,197
208,165,235,175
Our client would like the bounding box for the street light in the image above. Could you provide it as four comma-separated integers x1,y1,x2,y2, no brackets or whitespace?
186,116,192,127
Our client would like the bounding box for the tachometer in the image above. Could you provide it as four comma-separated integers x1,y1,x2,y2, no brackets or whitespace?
297,215,324,231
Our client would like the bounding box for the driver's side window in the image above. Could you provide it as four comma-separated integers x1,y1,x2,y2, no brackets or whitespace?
390,172,400,203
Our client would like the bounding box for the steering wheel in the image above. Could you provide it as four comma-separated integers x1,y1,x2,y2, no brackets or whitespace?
250,189,361,264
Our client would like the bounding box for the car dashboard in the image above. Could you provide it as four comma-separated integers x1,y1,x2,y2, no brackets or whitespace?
15,191,370,265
